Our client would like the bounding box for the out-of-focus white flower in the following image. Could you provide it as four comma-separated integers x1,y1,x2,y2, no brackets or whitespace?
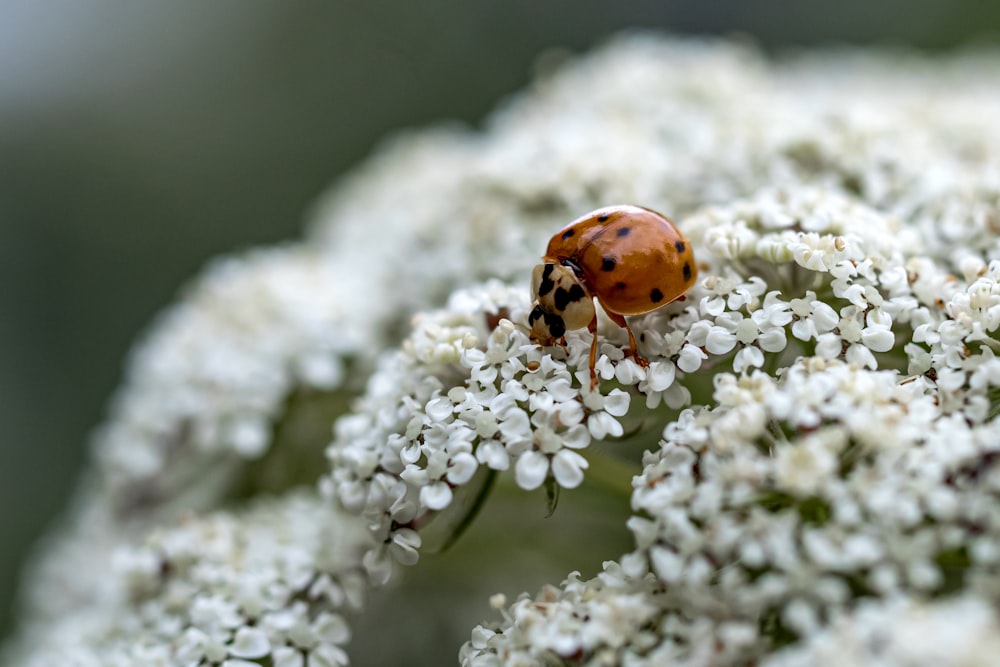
93,245,365,509
764,595,1000,667
4,493,372,667
461,566,667,667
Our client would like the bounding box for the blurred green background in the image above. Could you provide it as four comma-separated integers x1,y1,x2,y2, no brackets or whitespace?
1,0,998,648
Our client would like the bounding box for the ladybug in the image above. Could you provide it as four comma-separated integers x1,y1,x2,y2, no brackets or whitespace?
528,205,696,389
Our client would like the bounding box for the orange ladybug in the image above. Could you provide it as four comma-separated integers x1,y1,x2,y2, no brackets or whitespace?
528,205,696,389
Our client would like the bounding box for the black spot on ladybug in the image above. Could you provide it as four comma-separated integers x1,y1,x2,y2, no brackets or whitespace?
615,281,627,290
561,229,575,240
597,213,610,222
674,240,686,253
554,283,587,311
538,264,556,297
554,287,571,311
616,227,631,238
530,306,566,340
650,288,664,303
683,262,692,282
545,311,565,338
601,257,616,272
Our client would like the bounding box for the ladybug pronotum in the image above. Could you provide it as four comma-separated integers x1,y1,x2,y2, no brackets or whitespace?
528,205,697,389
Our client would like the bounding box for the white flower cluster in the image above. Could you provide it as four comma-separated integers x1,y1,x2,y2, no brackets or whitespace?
765,594,1000,667
6,494,374,667
94,244,364,509
914,259,1000,419
14,246,370,637
465,359,1000,665
9,34,1000,667
461,564,666,667
325,281,639,583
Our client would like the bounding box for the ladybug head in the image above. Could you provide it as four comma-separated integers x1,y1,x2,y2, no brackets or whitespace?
528,262,595,345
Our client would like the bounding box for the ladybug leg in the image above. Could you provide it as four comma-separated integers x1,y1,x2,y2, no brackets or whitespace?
587,316,600,390
607,311,650,368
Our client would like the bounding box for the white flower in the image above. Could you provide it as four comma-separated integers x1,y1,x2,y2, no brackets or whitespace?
93,246,366,507
6,494,371,666
764,595,1000,667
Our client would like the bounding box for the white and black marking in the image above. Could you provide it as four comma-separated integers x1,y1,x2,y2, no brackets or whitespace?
554,283,586,311
537,263,556,297
529,305,566,338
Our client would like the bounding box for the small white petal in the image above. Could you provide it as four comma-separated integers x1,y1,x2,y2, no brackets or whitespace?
400,440,422,464
274,647,305,667
420,482,453,510
677,344,707,372
547,377,577,402
811,301,839,331
555,400,584,426
313,612,351,645
705,326,738,354
560,424,591,450
815,333,842,359
757,327,788,353
498,408,531,440
646,361,676,391
389,529,422,566
733,345,764,373
589,411,624,440
515,451,550,490
861,326,895,352
792,318,816,341
229,627,271,659
308,643,350,667
614,358,645,384
735,318,759,344
476,439,510,470
603,389,631,417
447,452,479,485
425,396,455,422
650,546,684,583
551,450,589,488
845,343,878,369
